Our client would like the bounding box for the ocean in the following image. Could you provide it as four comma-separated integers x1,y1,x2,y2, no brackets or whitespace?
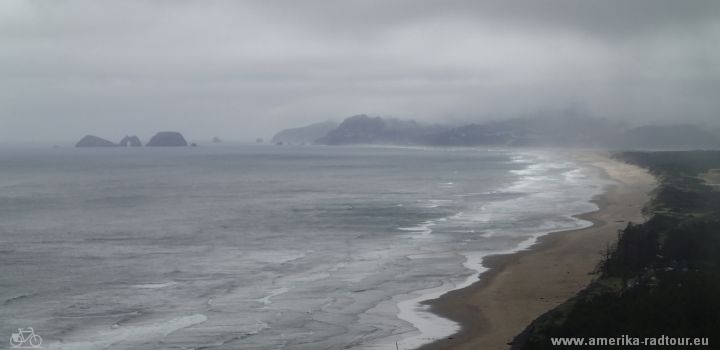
0,145,608,350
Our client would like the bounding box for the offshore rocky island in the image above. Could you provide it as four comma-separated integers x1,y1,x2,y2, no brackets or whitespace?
75,131,188,147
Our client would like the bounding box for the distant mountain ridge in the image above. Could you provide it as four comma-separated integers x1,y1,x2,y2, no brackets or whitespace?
315,115,448,145
273,115,720,149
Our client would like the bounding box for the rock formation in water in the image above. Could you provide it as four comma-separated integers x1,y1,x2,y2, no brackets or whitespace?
146,132,188,147
212,137,222,143
75,135,117,147
119,135,142,147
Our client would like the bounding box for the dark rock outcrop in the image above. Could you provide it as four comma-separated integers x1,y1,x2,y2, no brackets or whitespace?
75,135,117,147
119,135,142,147
146,132,188,147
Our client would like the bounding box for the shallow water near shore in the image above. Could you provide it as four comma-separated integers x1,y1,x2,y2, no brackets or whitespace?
0,145,607,349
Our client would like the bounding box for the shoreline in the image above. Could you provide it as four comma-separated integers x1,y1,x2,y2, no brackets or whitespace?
415,152,657,350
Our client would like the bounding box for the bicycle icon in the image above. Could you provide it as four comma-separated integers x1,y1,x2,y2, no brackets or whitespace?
9,327,42,348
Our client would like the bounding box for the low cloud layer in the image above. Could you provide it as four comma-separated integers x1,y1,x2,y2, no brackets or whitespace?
2,0,719,142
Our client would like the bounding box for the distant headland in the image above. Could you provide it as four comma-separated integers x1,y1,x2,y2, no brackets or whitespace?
273,114,720,150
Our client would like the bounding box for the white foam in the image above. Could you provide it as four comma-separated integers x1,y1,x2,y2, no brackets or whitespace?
291,272,331,283
393,282,461,349
45,314,207,350
509,155,533,164
397,221,434,238
257,287,289,306
562,168,586,181
384,215,595,350
247,251,307,265
372,152,611,350
133,281,176,289
417,199,453,208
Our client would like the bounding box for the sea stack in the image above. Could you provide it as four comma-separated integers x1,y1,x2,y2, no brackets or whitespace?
146,132,188,147
75,135,117,147
119,135,142,147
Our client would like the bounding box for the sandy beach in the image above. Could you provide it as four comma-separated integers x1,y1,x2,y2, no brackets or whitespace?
418,152,657,350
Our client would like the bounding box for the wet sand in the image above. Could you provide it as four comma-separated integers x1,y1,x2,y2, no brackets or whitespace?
418,152,657,350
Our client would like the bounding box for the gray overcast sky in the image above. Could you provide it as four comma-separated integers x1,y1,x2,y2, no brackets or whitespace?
1,0,719,143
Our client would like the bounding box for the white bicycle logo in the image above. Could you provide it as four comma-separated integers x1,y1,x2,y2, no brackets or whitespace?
9,327,42,348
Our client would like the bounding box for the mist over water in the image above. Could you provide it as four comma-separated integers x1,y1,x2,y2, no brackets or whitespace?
0,145,608,349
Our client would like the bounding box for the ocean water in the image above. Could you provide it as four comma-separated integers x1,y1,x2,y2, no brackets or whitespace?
0,145,608,350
